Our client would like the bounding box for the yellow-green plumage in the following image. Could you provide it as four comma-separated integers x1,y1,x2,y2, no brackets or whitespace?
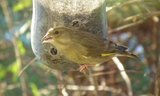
42,27,137,65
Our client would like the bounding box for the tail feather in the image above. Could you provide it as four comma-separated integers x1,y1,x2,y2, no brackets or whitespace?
114,44,138,59
116,45,128,51
104,39,138,59
106,40,128,52
116,51,138,59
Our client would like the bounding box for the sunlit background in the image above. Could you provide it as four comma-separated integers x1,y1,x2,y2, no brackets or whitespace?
0,0,160,96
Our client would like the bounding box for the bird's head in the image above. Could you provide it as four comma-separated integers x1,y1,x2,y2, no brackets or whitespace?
42,27,72,48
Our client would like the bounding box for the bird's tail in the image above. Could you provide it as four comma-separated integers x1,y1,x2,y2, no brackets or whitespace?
115,45,138,59
103,39,138,59
116,51,138,59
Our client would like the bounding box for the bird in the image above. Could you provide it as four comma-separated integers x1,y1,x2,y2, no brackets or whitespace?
42,26,137,72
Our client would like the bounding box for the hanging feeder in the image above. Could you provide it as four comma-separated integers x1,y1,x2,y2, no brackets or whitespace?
31,0,107,72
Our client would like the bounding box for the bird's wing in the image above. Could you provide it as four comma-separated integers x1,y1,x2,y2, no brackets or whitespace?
71,31,107,57
70,29,132,58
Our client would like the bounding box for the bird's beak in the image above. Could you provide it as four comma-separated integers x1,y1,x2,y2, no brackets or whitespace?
41,33,53,44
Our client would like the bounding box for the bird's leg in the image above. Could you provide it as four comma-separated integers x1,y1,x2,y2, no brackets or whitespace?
79,64,88,73
79,64,95,73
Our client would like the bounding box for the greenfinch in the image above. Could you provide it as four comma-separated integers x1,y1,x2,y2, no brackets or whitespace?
42,27,137,72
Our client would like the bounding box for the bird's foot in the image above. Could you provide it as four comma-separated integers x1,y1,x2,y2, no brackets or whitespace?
79,64,95,73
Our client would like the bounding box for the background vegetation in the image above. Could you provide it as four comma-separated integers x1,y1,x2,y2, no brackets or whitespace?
0,0,159,96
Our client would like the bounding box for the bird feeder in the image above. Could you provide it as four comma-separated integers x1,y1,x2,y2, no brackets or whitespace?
31,0,107,72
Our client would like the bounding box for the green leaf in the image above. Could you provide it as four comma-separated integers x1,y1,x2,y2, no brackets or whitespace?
31,83,41,96
17,39,26,56
8,59,21,81
0,65,7,79
13,0,32,12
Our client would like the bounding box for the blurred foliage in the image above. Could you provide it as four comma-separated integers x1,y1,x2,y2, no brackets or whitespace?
13,0,32,12
0,0,160,96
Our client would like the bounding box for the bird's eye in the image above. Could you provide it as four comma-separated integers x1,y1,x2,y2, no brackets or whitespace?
50,47,57,55
54,31,59,34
